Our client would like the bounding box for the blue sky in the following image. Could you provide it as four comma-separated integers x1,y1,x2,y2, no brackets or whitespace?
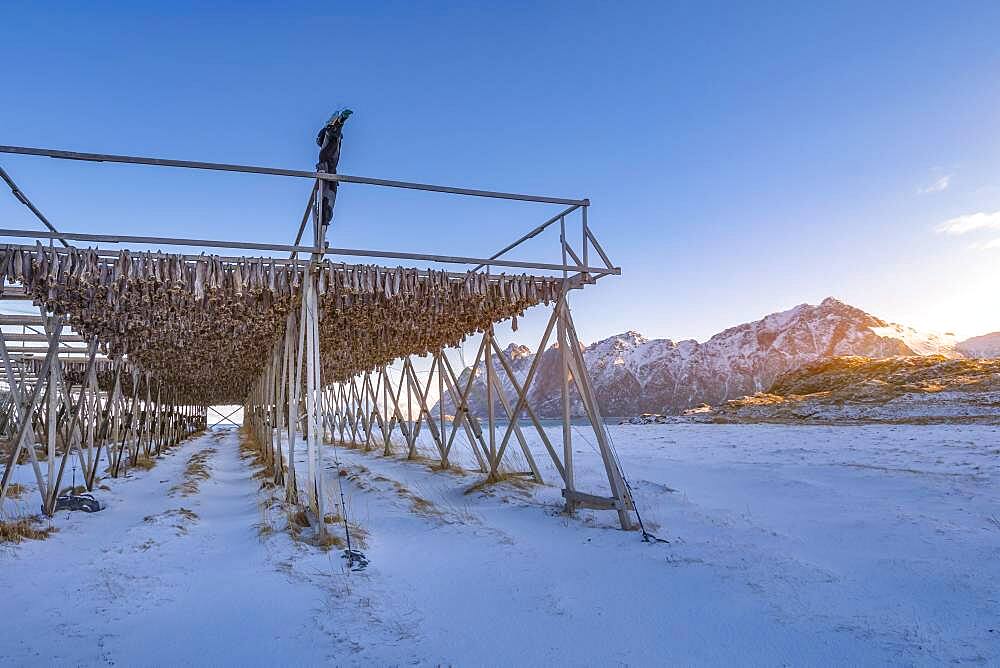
2,1,1000,350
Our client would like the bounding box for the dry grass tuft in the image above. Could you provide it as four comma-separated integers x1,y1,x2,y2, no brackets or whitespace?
170,448,216,496
464,472,534,496
177,507,199,522
409,495,436,514
131,456,156,471
257,499,278,538
283,506,310,542
288,507,311,529
0,516,57,543
318,512,368,551
239,429,284,484
428,461,467,476
464,474,505,495
315,531,345,550
5,483,27,499
343,522,369,549
0,442,48,465
388,480,444,520
143,507,198,535
282,505,368,552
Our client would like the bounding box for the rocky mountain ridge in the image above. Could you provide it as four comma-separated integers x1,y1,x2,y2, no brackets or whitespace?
956,331,1000,358
438,297,987,418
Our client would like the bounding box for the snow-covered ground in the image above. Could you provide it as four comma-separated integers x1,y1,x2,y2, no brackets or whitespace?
1,423,997,665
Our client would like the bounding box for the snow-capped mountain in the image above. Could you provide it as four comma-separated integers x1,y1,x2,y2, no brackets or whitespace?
956,332,1000,358
438,297,969,417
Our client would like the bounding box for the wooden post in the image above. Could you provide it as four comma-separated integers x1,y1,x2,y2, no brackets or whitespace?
285,310,299,503
562,301,634,530
46,342,58,499
557,299,575,514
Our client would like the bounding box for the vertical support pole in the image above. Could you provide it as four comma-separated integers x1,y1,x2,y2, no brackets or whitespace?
307,173,328,532
436,351,447,469
405,360,416,459
557,298,575,514
46,355,58,498
86,358,97,475
562,301,634,530
381,366,391,455
558,214,575,513
484,328,497,479
285,310,299,503
274,336,286,485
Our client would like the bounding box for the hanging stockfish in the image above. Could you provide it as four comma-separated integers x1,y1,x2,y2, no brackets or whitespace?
0,243,565,403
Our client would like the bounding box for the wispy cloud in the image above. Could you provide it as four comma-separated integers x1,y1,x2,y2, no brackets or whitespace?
936,210,1000,235
918,174,951,194
969,237,1000,250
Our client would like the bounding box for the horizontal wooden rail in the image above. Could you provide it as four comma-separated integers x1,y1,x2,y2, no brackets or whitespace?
0,315,46,325
0,144,588,206
0,228,322,256
1,333,86,342
0,230,620,275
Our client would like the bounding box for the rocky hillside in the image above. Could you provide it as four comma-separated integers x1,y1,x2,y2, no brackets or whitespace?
957,332,1000,358
438,297,969,418
702,355,1000,423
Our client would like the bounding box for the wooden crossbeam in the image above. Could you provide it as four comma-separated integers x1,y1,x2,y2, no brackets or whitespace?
0,144,588,206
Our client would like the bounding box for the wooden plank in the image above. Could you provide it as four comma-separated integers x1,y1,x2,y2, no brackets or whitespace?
561,489,623,511
0,144,588,206
0,228,618,274
0,334,87,342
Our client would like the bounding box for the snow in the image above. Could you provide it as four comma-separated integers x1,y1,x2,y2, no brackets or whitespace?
2,423,998,665
870,325,959,357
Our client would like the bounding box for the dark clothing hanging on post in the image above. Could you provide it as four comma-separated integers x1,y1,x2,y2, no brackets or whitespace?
316,109,352,228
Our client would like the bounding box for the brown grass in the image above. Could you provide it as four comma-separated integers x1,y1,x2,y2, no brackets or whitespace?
257,499,278,538
131,456,156,471
315,531,345,550
288,507,311,529
428,461,467,476
0,516,57,543
385,479,445,520
283,506,368,552
318,511,368,551
170,448,216,496
464,472,531,494
143,507,198,535
177,507,199,522
5,483,27,499
239,429,283,486
0,442,48,465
